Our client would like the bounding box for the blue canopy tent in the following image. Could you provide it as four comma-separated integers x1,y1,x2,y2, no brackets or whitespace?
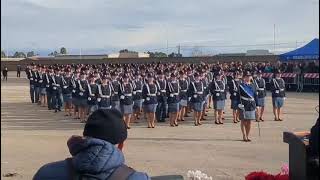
279,38,319,61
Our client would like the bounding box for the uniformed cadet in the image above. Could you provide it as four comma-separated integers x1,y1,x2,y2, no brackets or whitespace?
253,70,267,122
34,65,41,105
27,65,37,103
61,69,73,116
111,72,121,112
167,73,181,127
238,70,257,142
77,72,89,122
71,71,80,119
132,72,144,123
228,71,242,123
51,68,64,113
97,74,112,111
87,75,99,115
143,73,158,128
270,69,286,121
206,69,214,109
39,66,47,107
178,71,189,122
210,71,227,124
201,70,210,120
119,74,134,129
188,72,205,126
155,70,167,122
186,68,194,115
45,67,54,110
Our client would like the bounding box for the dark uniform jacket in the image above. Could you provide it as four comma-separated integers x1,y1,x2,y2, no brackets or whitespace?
239,83,257,111
210,79,226,101
188,80,205,103
44,73,53,92
111,80,120,102
133,80,143,101
61,75,73,94
156,79,167,103
51,75,63,93
179,79,189,100
253,77,266,98
98,83,113,108
87,83,99,105
167,80,180,104
270,78,286,98
119,83,134,105
228,78,241,100
77,79,89,99
142,83,158,105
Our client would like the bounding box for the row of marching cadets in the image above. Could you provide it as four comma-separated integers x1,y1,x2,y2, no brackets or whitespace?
26,63,287,135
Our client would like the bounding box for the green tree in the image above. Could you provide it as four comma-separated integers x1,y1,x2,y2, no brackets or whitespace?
168,52,182,58
1,51,6,58
60,47,67,54
13,51,26,58
48,51,58,56
147,51,167,57
27,51,35,57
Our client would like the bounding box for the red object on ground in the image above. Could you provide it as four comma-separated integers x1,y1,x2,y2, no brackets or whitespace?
245,171,289,180
118,142,124,151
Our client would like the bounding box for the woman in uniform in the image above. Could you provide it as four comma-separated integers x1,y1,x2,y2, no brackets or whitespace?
132,72,144,123
87,75,99,115
270,69,286,121
238,71,257,142
111,72,121,112
178,71,189,122
62,69,73,116
39,66,47,107
201,70,210,120
228,71,241,123
210,71,227,124
77,72,89,122
253,70,267,121
97,74,113,110
119,74,134,129
167,73,181,127
142,73,158,128
71,71,80,119
188,72,205,126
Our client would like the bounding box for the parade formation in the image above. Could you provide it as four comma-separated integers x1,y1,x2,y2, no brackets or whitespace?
25,61,287,142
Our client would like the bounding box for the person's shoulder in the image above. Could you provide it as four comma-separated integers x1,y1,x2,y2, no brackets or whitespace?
33,160,68,180
128,171,151,180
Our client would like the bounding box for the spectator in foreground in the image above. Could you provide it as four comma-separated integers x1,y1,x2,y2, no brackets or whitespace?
33,109,150,180
2,66,8,81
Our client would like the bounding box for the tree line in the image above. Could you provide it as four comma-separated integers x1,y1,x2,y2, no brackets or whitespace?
1,47,67,58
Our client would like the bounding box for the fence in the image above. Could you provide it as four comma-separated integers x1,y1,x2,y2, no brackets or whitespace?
223,72,316,92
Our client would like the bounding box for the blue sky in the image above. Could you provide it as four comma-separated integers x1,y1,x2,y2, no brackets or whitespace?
1,0,319,56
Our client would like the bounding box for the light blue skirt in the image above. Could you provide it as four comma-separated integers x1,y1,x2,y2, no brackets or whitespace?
231,99,239,110
272,97,284,108
143,104,158,113
239,110,256,120
214,100,225,110
192,101,205,112
256,98,265,107
112,101,121,112
133,99,143,110
121,104,133,115
168,103,180,113
40,88,47,95
63,94,72,103
180,99,188,107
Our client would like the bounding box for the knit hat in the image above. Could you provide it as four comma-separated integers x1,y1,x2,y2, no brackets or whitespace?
83,109,127,144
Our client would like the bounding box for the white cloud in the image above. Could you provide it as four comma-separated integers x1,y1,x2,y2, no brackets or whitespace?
1,0,318,55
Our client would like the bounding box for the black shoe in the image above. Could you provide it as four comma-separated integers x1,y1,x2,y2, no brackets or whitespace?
58,109,61,112
54,109,57,113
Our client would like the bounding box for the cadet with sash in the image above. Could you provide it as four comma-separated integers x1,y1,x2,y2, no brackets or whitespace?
178,71,189,122
210,71,227,125
39,66,47,107
87,75,99,115
111,72,121,112
27,65,37,103
132,72,144,123
238,71,257,142
270,69,286,121
51,68,64,113
62,69,73,116
97,74,113,110
155,70,167,122
77,72,89,122
228,71,241,123
167,73,181,127
253,70,266,122
188,72,205,126
142,74,158,128
119,74,134,129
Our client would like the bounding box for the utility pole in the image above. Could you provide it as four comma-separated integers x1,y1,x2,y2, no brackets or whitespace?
273,24,276,53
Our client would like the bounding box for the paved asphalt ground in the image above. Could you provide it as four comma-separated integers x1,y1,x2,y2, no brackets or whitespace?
1,72,319,179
